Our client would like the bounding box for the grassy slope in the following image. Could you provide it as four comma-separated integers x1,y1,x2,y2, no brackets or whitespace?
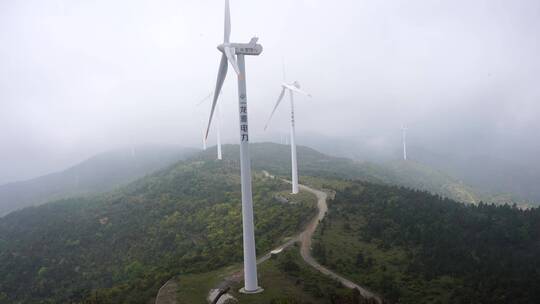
175,246,361,304
230,246,347,304
312,206,456,303
175,265,238,304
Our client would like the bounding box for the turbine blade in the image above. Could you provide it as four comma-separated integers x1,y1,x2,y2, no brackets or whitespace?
224,0,231,43
196,91,213,106
282,57,286,81
206,54,228,139
264,87,287,130
289,86,312,97
224,46,240,75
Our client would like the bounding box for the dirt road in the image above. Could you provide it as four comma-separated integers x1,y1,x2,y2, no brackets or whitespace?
157,172,381,303
297,183,381,302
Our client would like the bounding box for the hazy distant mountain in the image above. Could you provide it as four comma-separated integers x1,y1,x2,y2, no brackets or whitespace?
284,132,396,163
412,148,540,205
1,142,519,219
197,143,487,205
0,145,197,216
293,134,537,205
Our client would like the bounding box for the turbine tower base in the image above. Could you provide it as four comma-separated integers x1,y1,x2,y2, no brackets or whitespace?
239,287,264,294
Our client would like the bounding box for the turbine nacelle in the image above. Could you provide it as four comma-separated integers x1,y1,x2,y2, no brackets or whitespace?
282,81,300,89
281,81,312,97
217,39,263,56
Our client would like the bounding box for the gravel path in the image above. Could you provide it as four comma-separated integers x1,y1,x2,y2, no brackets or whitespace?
157,171,381,303
154,279,178,304
297,183,381,303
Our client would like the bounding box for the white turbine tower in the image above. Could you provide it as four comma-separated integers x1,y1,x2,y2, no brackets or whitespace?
402,125,407,161
202,128,207,150
205,0,263,294
198,92,222,160
264,67,311,194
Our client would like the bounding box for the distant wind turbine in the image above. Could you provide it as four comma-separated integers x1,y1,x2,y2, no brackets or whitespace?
198,92,222,160
264,64,311,194
402,125,407,160
204,0,263,294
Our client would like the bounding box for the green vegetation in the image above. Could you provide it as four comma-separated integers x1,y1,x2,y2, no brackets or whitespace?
0,159,315,304
199,143,385,184
1,143,535,304
299,175,352,193
313,182,540,303
173,246,373,304
275,188,317,206
175,265,239,304
229,246,368,304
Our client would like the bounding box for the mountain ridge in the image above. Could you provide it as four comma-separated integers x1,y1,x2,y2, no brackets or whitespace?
197,143,502,205
1,142,524,219
0,145,198,216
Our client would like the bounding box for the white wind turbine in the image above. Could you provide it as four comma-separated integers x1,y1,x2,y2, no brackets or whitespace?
402,125,408,160
264,65,311,194
205,0,263,294
198,92,222,160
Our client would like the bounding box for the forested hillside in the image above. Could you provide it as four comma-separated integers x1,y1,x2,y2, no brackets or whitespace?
313,182,540,303
0,158,315,303
0,143,532,304
0,145,197,217
201,143,488,204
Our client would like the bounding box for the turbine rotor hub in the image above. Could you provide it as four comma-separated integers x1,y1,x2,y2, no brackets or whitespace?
217,41,263,56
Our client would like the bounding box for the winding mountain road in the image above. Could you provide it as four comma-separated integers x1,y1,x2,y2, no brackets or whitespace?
297,183,380,302
157,172,381,303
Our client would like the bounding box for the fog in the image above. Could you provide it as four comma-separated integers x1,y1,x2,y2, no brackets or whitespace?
1,0,539,184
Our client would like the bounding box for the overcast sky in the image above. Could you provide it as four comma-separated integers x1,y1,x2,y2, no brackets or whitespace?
1,0,539,184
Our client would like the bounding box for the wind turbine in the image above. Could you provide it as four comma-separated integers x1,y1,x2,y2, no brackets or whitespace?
401,125,407,160
264,66,311,194
198,92,222,160
205,0,263,294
